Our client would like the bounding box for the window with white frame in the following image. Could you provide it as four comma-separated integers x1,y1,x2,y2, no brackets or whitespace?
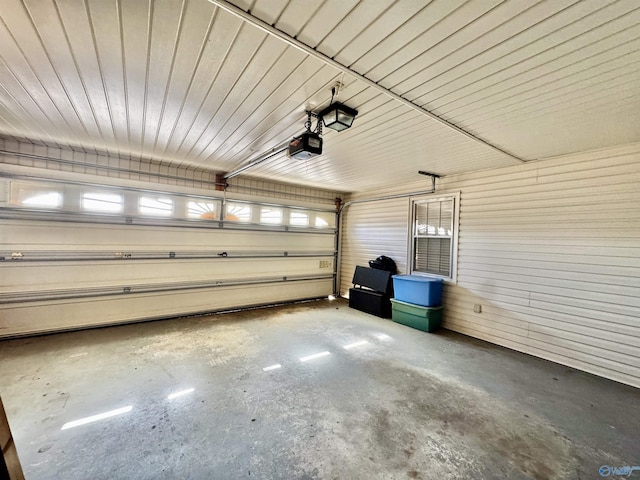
314,211,335,228
187,200,218,219
82,191,123,213
410,195,457,280
289,210,309,226
11,182,63,209
225,202,251,222
259,207,282,224
139,196,173,216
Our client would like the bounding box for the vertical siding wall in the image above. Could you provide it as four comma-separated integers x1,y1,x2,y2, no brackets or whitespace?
339,197,410,287
340,144,640,388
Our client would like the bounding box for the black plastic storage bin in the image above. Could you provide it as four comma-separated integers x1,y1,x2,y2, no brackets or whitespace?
348,265,394,318
349,288,392,318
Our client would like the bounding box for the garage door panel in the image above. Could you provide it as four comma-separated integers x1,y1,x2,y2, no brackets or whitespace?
1,220,336,252
0,279,333,337
1,257,335,293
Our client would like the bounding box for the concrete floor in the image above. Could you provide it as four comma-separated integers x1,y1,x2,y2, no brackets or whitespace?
0,299,638,480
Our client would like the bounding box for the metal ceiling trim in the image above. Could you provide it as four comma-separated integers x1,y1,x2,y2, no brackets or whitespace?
207,0,526,164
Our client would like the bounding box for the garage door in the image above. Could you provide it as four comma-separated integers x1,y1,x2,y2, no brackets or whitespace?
0,175,336,337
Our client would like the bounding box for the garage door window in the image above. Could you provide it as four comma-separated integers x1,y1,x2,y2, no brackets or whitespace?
314,211,336,228
411,195,458,281
82,192,123,213
289,210,309,226
11,182,63,209
260,207,282,224
4,178,338,232
139,196,173,216
225,203,251,222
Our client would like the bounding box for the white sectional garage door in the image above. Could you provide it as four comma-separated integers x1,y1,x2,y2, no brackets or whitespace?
0,175,336,337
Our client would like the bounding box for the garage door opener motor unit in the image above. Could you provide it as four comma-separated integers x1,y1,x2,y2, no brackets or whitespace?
288,131,323,160
288,110,323,160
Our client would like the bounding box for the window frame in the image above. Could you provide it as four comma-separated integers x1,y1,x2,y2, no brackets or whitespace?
408,192,460,283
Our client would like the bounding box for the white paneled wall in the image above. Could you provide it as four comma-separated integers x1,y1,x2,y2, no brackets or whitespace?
339,144,640,388
339,197,410,294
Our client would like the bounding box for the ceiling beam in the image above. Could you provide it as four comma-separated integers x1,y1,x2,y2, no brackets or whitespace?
208,0,526,163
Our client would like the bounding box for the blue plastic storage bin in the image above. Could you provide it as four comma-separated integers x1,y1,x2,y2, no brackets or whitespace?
392,275,443,307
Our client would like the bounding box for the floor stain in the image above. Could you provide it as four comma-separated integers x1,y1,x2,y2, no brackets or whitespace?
368,361,579,480
137,322,258,365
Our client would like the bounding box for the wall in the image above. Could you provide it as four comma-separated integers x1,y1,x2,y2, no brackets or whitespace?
339,197,410,281
0,139,340,337
339,143,640,388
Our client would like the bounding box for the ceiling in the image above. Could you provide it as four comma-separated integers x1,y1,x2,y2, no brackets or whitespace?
1,0,639,192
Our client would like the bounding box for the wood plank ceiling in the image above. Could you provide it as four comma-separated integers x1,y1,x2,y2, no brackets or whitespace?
0,0,639,192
